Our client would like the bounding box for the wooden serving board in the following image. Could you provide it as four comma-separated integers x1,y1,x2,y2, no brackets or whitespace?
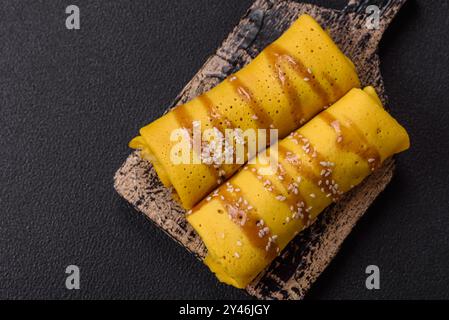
114,0,407,300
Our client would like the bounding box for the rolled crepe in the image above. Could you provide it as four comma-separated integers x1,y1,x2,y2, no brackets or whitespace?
187,87,410,289
129,14,361,209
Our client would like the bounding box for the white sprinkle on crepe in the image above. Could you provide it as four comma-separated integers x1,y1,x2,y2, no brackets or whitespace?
276,195,286,202
187,210,192,215
304,77,310,82
368,158,376,163
234,252,240,258
331,120,341,132
310,193,316,198
307,68,313,74
320,161,335,167
251,114,259,120
236,240,242,246
258,226,270,238
238,86,250,102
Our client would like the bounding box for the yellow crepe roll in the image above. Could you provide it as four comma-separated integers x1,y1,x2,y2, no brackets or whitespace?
187,87,410,289
129,14,361,209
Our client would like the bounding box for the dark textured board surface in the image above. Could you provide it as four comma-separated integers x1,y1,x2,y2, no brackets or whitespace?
1,0,449,299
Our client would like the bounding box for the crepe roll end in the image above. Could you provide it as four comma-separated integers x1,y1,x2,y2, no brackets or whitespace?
363,87,410,153
187,197,272,289
129,134,172,188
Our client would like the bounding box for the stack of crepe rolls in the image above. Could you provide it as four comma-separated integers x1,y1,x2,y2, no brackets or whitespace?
129,14,361,209
187,87,410,288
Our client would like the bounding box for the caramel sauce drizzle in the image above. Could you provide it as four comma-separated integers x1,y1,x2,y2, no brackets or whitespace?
228,75,274,129
265,45,305,126
264,44,331,124
290,134,344,201
277,144,320,186
244,151,311,227
318,111,381,171
276,145,314,225
172,104,194,131
197,94,235,135
211,182,279,260
322,73,344,100
278,132,344,203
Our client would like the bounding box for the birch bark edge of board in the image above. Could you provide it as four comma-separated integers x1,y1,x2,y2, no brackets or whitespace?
113,0,407,300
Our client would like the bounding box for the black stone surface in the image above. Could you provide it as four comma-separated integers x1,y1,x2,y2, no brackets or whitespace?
1,0,448,299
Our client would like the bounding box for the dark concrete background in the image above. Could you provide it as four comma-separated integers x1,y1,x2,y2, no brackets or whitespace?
1,0,448,299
